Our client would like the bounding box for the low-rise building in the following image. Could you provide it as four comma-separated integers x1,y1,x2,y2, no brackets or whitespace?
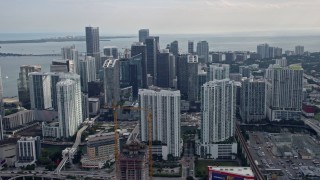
42,121,60,138
299,150,312,160
151,143,168,161
208,166,255,180
196,142,237,159
302,103,315,117
81,132,117,169
15,136,41,167
3,110,58,130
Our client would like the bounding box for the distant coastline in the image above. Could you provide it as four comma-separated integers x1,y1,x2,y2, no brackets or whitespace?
0,35,135,44
0,52,60,56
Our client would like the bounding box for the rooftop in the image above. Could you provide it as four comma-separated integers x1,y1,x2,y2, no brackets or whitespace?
208,166,254,177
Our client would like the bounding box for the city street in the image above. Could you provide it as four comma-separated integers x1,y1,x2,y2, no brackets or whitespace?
181,141,195,179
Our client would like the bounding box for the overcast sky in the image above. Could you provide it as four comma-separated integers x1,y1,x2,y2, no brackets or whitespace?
1,0,320,35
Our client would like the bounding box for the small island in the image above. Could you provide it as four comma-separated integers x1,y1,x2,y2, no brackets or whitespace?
0,35,135,44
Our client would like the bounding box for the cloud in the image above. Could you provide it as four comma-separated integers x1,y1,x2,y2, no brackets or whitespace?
0,0,319,34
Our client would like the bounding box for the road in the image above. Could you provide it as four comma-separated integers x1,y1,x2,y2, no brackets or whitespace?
302,117,320,136
55,125,88,174
1,170,115,180
181,141,195,179
247,131,317,180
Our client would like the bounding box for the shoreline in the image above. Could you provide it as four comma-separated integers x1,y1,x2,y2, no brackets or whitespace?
0,35,135,44
0,53,60,57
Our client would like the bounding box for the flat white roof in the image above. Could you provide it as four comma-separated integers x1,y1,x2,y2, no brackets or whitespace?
208,166,254,177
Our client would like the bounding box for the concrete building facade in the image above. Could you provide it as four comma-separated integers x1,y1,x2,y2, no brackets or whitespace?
139,88,181,158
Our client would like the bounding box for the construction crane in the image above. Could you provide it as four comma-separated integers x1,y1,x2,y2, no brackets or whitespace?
112,105,153,180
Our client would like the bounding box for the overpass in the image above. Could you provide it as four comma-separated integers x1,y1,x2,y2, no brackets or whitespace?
3,171,114,180
8,174,65,180
54,125,88,174
303,118,320,136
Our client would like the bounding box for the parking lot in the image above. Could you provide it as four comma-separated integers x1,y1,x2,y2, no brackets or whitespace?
248,131,319,179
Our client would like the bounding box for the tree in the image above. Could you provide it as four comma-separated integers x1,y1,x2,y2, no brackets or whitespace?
25,164,35,170
50,151,62,162
41,149,49,157
45,163,54,171
37,157,51,165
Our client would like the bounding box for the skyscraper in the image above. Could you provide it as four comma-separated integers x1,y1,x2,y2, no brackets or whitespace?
80,56,96,92
119,54,143,98
0,67,4,140
176,54,189,99
29,72,52,110
103,59,120,107
201,80,236,143
239,66,252,78
169,53,176,88
240,78,266,123
207,64,230,81
57,79,83,137
187,55,199,101
269,47,275,58
275,57,287,67
188,41,194,54
29,72,81,111
265,64,303,121
295,45,304,55
131,42,147,88
225,52,236,63
61,45,79,74
196,41,209,63
139,88,181,158
138,29,149,43
257,43,270,59
156,49,175,88
169,40,179,56
85,26,100,71
82,93,89,121
198,79,236,158
211,53,223,63
103,46,119,59
145,37,157,85
274,47,283,57
17,65,41,107
51,73,81,111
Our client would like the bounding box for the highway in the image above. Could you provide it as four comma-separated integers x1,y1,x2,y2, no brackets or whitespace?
1,170,115,180
54,125,88,174
236,125,265,180
302,117,320,136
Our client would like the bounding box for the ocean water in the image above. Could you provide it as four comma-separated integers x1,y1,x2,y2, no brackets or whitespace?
0,56,52,97
0,33,320,97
